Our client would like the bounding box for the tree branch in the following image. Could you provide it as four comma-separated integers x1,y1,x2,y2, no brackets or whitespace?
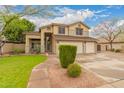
112,28,122,42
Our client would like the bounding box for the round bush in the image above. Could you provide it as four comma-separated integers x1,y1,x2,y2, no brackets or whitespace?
111,48,115,52
115,49,121,53
67,63,82,77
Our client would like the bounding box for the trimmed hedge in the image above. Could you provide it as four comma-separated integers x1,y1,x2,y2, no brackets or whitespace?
59,45,77,68
67,63,82,77
13,48,24,54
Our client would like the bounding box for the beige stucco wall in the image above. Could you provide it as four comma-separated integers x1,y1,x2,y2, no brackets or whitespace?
100,44,108,51
68,23,89,36
99,43,124,51
53,25,69,35
86,42,96,53
110,43,124,50
2,43,13,54
52,37,56,53
122,46,124,52
42,22,89,37
13,43,25,50
2,43,25,54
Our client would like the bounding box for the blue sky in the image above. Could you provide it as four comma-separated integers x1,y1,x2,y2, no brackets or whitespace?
1,5,124,29
61,5,124,27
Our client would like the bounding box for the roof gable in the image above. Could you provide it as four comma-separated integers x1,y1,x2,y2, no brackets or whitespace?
68,21,90,29
40,21,90,30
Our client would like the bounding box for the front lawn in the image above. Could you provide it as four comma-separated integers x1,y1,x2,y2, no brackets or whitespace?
0,55,47,88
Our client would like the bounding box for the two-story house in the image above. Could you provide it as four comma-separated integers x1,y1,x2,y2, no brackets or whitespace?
25,21,97,54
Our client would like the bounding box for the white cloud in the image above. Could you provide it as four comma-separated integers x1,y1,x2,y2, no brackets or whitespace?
24,7,110,30
49,9,94,24
97,14,110,17
94,9,106,13
116,20,124,27
106,5,122,9
106,5,113,8
0,5,5,10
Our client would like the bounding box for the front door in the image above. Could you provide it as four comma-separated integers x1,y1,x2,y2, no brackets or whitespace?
44,33,52,52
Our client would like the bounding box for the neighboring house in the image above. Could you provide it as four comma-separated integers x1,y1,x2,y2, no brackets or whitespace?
25,21,97,54
97,37,124,52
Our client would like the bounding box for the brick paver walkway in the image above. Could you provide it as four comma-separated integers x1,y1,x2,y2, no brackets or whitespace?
27,55,58,88
27,55,107,88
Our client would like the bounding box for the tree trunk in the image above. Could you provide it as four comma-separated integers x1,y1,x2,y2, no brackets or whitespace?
110,42,113,51
0,47,2,55
0,41,5,55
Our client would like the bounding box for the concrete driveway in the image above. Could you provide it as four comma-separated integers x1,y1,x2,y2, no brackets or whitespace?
76,52,124,88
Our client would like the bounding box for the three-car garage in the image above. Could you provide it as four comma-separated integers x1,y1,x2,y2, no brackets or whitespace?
56,41,97,54
54,35,97,54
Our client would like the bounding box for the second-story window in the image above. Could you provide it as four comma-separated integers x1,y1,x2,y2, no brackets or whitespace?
59,26,65,34
76,28,83,35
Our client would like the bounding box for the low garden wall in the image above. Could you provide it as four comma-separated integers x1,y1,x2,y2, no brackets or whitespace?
98,43,124,52
1,42,25,54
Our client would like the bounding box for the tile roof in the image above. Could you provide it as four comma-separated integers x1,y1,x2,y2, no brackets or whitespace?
53,35,97,42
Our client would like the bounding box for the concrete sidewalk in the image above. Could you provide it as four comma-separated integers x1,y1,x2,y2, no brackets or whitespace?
77,52,124,88
99,80,124,88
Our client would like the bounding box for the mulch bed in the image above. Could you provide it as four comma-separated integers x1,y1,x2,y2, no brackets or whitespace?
48,64,107,88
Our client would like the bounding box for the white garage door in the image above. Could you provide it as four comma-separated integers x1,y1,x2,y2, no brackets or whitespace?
57,41,84,54
86,42,95,53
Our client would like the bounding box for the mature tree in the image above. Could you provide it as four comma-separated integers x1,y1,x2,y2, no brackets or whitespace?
0,5,55,55
3,17,35,42
0,5,53,32
93,19,124,50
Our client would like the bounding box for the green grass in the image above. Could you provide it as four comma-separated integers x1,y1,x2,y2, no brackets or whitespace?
0,55,47,88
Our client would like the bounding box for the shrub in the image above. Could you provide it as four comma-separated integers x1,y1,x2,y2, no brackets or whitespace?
33,46,41,54
111,48,115,52
115,49,121,53
13,48,24,54
59,45,77,68
67,63,82,77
